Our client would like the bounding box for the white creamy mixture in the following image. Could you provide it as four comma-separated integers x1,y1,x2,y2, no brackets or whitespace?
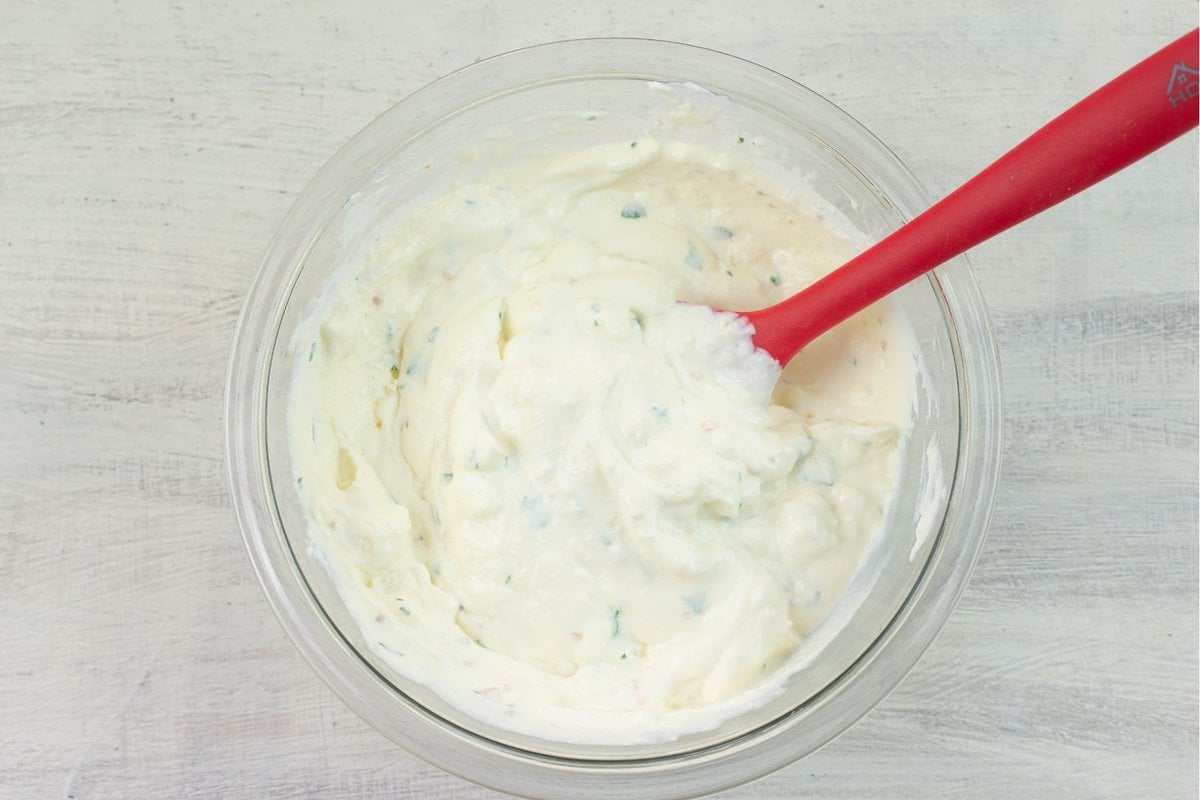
289,136,916,744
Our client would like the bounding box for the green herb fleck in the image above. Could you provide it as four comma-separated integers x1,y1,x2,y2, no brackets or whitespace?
769,275,781,285
630,140,637,148
799,452,835,486
684,243,702,270
651,406,667,420
593,319,600,327
738,136,745,144
296,477,303,487
621,203,646,219
505,574,512,584
308,342,316,362
725,269,733,277
390,364,400,379
611,608,621,637
377,641,403,656
620,653,627,660
712,225,734,239
464,198,476,206
427,326,440,343
442,472,454,483
797,437,814,459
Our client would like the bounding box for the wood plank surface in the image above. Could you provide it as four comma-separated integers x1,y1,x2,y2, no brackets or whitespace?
1,1,1196,797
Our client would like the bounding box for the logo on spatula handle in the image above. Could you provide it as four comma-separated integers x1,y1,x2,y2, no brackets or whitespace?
1167,61,1198,107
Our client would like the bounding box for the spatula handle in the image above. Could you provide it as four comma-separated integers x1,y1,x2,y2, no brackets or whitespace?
749,29,1199,363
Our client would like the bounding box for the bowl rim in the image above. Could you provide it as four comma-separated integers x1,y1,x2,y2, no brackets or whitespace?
225,36,1002,800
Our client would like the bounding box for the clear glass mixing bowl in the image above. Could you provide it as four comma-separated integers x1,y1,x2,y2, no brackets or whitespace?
226,38,1001,799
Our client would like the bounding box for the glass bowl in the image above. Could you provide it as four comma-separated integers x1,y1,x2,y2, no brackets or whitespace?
226,38,1001,799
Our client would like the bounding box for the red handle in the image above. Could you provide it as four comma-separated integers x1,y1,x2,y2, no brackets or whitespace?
748,29,1200,363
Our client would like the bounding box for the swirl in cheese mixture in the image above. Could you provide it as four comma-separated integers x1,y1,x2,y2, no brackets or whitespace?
289,138,915,744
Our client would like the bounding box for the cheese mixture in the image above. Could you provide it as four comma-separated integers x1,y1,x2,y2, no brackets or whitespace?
289,136,915,744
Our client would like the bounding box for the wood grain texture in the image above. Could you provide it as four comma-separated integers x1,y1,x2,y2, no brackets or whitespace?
1,1,1195,798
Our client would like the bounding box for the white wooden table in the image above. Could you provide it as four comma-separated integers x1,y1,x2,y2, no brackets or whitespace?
2,2,1196,797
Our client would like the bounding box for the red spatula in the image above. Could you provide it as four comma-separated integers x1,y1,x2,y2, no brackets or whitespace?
744,29,1199,365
